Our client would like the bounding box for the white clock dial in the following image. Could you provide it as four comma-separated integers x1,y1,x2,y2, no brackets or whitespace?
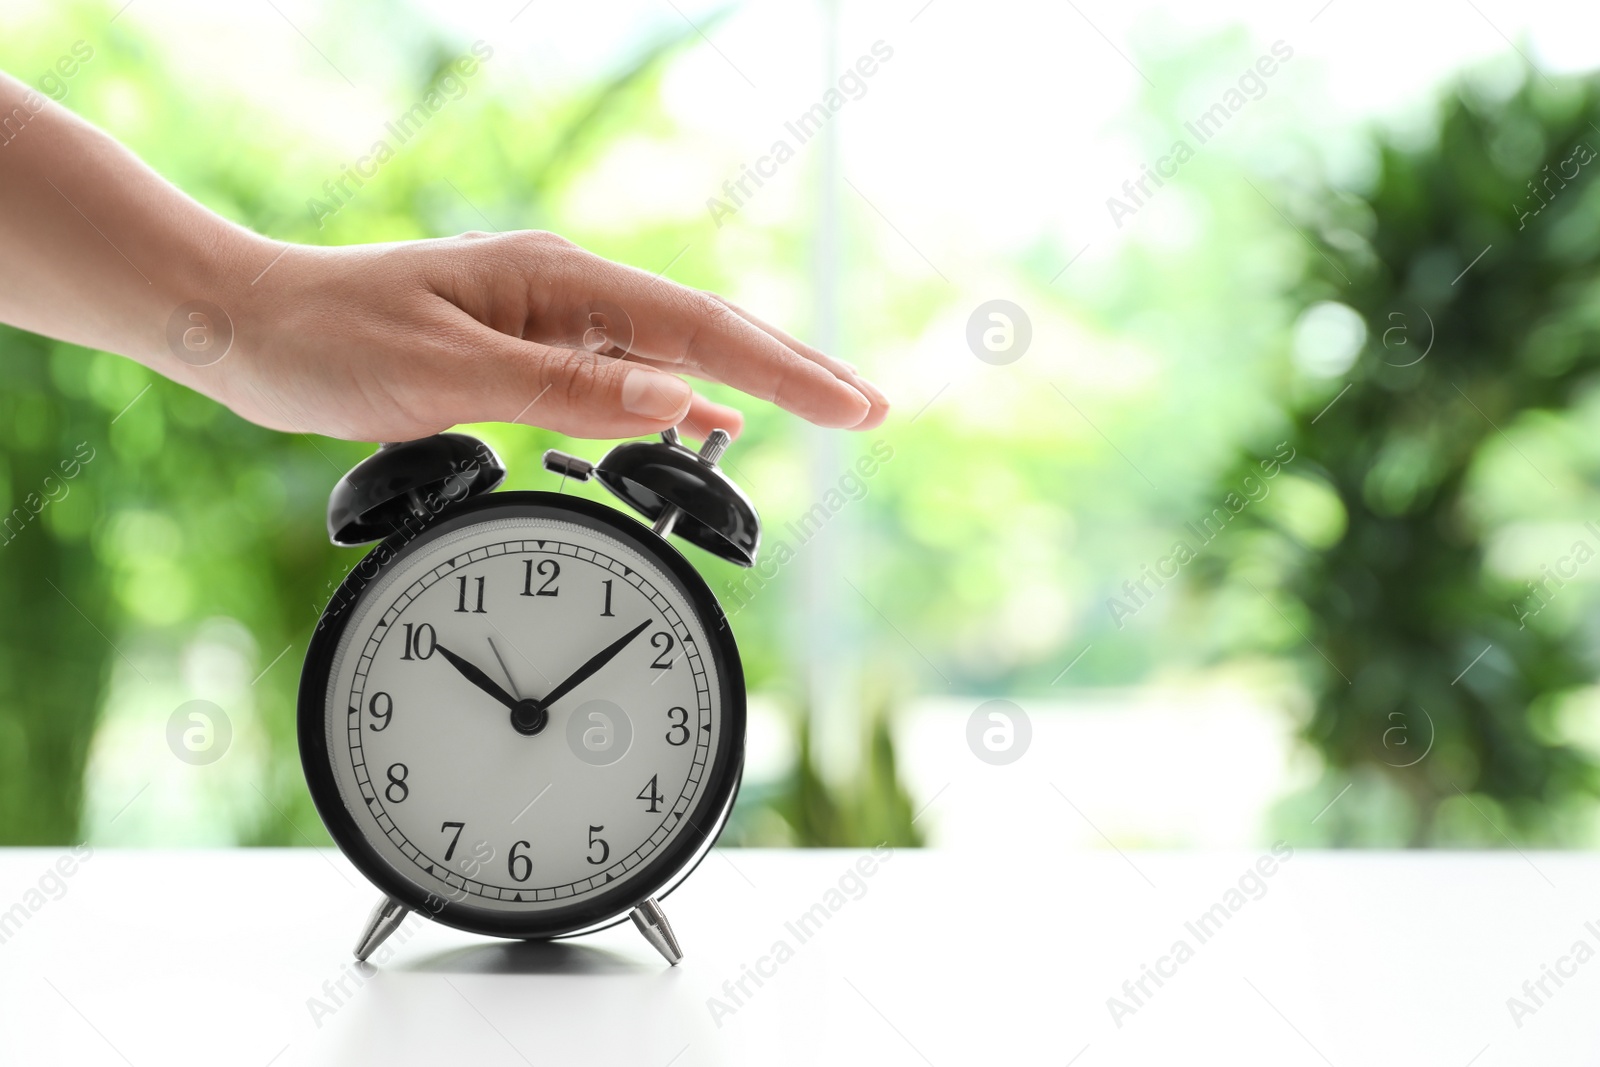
320,509,726,915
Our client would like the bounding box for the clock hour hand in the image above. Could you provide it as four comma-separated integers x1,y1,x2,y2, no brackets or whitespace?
532,618,654,714
434,643,520,712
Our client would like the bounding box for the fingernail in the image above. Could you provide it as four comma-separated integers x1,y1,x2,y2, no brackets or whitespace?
622,368,692,419
852,374,890,409
837,381,872,425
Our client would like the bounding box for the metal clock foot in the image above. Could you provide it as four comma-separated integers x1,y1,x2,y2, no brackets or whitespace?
353,896,410,962
631,897,683,965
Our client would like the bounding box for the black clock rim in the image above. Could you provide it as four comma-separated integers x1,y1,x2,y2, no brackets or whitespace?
297,490,747,941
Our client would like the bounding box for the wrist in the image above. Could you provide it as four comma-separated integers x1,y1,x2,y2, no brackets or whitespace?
150,218,275,372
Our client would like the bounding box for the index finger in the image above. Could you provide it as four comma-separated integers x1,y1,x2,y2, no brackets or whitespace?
537,242,874,429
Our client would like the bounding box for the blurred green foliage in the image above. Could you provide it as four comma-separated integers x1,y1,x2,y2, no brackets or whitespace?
6,3,1600,852
0,1,930,848
1198,67,1600,844
770,701,924,849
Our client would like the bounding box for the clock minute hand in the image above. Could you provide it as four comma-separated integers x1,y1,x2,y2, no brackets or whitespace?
533,618,654,714
434,644,520,711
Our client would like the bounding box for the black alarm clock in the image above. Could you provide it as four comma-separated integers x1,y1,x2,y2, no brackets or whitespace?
297,427,758,965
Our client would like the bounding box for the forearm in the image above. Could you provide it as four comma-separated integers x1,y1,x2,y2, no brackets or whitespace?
0,70,264,372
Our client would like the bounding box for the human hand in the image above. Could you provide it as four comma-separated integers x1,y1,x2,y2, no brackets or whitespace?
198,230,890,442
0,71,888,443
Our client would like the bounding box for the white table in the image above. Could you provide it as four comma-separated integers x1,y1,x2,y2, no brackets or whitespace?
0,847,1591,1065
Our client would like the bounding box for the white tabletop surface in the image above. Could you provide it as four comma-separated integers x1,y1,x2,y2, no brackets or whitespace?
0,846,1592,1066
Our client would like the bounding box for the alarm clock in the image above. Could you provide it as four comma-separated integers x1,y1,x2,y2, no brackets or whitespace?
297,426,758,965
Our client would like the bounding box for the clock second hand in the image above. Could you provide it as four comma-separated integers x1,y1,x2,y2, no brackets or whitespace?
486,635,521,700
436,642,550,735
433,643,520,712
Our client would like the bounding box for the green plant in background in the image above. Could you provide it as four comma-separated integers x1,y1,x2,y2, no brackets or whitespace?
1198,66,1600,845
0,4,672,845
0,332,110,843
19,2,1600,853
731,694,922,849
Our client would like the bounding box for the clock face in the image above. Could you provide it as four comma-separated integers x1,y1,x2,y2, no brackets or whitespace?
300,494,744,938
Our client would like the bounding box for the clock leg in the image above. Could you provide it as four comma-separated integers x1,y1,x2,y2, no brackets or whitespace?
630,897,683,965
353,896,410,962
